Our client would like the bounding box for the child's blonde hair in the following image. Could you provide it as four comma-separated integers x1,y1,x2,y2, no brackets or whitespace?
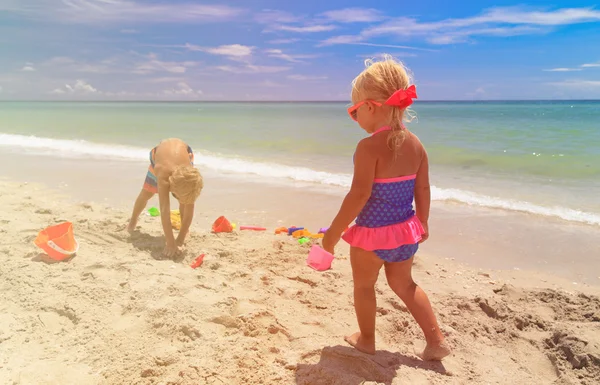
169,165,203,204
351,54,416,151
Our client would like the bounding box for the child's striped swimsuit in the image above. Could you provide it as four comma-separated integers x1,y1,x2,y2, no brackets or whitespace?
143,144,194,194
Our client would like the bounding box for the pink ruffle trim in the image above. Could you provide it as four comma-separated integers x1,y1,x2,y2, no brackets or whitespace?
342,216,425,251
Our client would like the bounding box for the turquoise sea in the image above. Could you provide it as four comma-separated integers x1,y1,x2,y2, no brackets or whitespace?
1,101,599,225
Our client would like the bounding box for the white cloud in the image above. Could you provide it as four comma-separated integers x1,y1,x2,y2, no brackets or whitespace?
120,29,139,34
319,39,437,52
357,52,418,59
547,80,600,87
216,65,290,74
255,9,302,24
19,1,243,24
202,44,254,57
264,49,315,63
543,68,583,72
319,35,364,45
41,54,198,76
287,75,328,81
21,65,36,72
320,8,385,23
184,44,254,59
163,82,202,96
51,80,99,95
428,25,545,44
41,56,117,74
47,57,76,65
132,54,197,75
467,87,487,98
147,77,186,84
324,6,600,46
543,61,600,72
274,24,336,33
74,64,115,74
474,6,600,26
268,38,301,44
259,80,284,88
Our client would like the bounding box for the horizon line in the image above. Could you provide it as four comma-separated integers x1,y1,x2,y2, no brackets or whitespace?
1,99,600,103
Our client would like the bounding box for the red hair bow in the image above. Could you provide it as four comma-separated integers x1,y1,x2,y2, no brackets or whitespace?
385,85,417,109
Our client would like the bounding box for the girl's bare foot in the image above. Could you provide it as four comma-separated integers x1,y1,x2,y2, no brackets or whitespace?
344,332,376,355
416,340,451,361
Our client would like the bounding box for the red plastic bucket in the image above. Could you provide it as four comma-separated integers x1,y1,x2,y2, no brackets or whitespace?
34,222,79,261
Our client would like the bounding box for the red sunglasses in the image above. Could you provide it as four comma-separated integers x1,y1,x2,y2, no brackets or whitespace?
347,100,382,121
347,85,418,121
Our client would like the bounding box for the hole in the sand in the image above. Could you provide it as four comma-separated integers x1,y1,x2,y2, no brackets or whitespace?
127,231,186,262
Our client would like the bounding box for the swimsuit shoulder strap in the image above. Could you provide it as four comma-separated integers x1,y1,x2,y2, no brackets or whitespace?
371,126,392,136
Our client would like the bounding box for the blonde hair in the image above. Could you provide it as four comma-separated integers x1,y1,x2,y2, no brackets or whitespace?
169,165,203,204
351,54,417,151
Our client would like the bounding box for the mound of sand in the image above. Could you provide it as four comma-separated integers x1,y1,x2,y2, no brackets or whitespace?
1,181,599,385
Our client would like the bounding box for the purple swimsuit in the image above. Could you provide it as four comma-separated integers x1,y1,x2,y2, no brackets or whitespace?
342,127,425,262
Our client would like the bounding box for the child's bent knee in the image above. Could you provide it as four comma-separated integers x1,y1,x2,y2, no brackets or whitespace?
390,279,417,295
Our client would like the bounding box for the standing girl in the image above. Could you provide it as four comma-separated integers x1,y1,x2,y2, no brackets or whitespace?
322,56,450,361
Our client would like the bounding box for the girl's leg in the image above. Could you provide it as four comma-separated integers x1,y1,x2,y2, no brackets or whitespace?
345,247,385,355
384,257,450,360
127,189,155,232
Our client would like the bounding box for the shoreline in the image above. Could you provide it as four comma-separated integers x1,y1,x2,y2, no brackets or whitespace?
0,151,599,284
0,179,599,384
1,132,599,225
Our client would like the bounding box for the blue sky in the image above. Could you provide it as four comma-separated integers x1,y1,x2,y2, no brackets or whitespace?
1,0,600,100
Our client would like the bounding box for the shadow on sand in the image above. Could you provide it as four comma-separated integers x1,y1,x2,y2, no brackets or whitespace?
30,252,70,264
295,345,446,385
127,230,185,263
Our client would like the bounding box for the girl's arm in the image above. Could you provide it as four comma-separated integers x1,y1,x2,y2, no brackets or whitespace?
328,139,377,235
157,177,177,253
176,203,194,245
414,149,431,240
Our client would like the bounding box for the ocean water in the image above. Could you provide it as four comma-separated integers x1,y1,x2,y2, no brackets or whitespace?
1,101,599,225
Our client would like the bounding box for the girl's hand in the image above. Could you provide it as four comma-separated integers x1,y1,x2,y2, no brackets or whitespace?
322,230,341,255
419,222,429,243
163,242,182,258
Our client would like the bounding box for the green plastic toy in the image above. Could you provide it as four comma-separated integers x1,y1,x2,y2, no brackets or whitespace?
148,207,160,217
298,237,311,245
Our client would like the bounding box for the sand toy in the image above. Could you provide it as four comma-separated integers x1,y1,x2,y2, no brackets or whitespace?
148,207,160,217
288,226,304,235
212,216,233,233
34,222,79,261
292,229,324,239
240,226,267,231
190,254,205,269
306,245,334,271
275,227,288,235
170,210,181,230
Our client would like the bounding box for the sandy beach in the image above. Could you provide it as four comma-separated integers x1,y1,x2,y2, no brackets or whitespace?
1,178,599,385
3,0,600,383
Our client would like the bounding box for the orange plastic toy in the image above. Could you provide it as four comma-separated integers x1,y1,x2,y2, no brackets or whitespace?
212,216,233,233
190,254,205,269
292,229,325,239
275,227,288,235
34,222,79,261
